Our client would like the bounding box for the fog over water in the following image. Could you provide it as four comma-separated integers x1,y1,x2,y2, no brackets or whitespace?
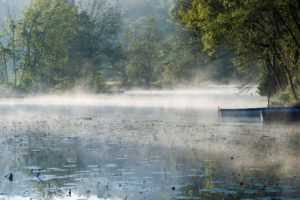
0,87,299,199
0,86,265,108
0,0,298,198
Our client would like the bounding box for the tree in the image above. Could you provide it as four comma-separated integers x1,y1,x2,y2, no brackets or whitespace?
161,26,235,84
0,43,9,84
18,0,77,91
125,17,162,87
173,0,300,101
1,9,20,87
69,0,123,90
0,0,125,92
9,18,17,87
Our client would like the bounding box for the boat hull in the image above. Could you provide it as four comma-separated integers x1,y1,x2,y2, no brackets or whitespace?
219,108,264,118
261,109,300,122
219,107,300,123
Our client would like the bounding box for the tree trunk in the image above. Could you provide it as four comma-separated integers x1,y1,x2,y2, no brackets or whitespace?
2,49,8,84
268,31,298,100
273,8,300,49
266,59,282,91
282,64,298,100
11,20,17,87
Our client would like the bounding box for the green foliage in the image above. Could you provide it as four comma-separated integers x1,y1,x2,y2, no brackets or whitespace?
125,17,162,87
0,0,123,92
275,89,294,106
17,71,34,92
161,26,235,85
17,0,77,91
0,0,238,92
258,70,270,97
68,0,123,89
173,0,300,101
162,36,198,83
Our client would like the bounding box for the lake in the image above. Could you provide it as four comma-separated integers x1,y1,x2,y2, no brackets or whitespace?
0,87,299,199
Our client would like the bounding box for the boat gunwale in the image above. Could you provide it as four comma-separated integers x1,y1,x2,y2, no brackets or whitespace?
219,106,300,112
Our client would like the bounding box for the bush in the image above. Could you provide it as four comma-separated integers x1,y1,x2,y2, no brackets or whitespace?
275,89,294,106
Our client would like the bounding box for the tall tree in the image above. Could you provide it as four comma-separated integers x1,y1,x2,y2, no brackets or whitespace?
69,0,123,90
125,17,162,87
1,10,20,87
173,0,300,101
0,42,9,84
18,0,77,91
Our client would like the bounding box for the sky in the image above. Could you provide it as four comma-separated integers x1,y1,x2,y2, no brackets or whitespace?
0,0,173,17
0,0,174,34
0,0,28,20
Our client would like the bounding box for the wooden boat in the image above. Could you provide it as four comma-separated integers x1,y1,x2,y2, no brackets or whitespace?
261,107,300,122
219,106,300,122
219,107,265,118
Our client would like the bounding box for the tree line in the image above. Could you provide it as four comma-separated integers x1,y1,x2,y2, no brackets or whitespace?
172,0,300,104
0,0,123,92
0,0,235,93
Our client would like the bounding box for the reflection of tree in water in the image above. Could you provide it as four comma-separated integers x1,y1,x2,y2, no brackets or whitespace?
287,133,300,150
181,160,240,200
203,161,216,190
178,154,300,199
2,118,300,199
17,131,85,198
175,124,300,199
184,161,217,198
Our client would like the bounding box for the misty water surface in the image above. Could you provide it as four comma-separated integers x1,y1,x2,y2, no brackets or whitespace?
0,88,300,199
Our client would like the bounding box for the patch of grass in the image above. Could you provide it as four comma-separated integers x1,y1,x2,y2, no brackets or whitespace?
273,88,295,106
